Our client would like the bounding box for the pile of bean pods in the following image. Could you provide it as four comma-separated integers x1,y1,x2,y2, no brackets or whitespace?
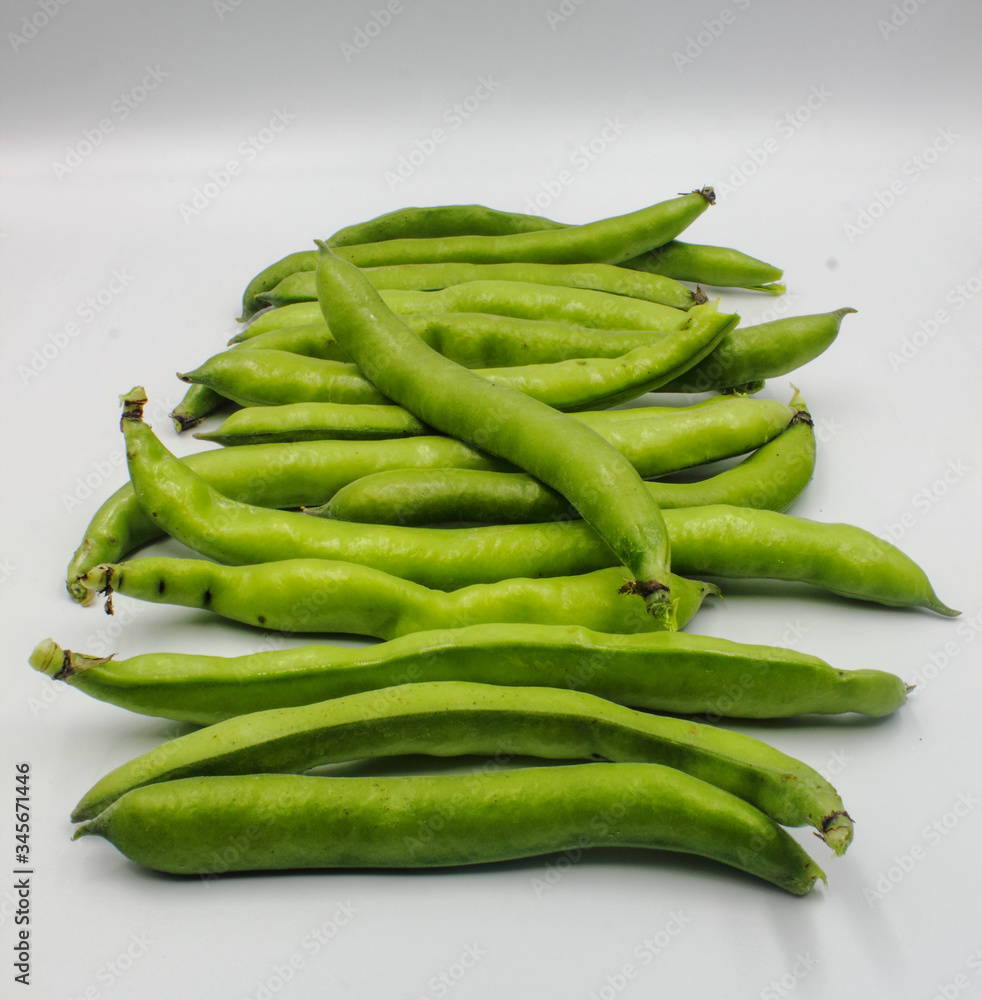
34,189,959,896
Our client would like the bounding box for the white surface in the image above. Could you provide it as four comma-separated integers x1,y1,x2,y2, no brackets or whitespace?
2,2,981,997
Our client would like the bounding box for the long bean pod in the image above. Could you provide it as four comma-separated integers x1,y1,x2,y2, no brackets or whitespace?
115,393,957,614
316,398,814,524
259,261,702,311
66,395,793,599
179,303,733,411
69,680,853,853
72,765,825,893
77,558,713,637
313,249,692,623
30,625,909,725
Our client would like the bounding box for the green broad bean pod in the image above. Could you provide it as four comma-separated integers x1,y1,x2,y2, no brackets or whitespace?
72,766,825,894
259,261,702,312
238,201,778,320
66,395,793,599
196,402,431,444
31,624,908,725
77,558,714,638
179,303,733,411
327,190,714,269
621,240,785,293
229,312,673,364
68,680,853,855
658,308,856,394
240,203,565,319
116,395,956,614
315,398,815,524
231,305,853,397
373,281,689,331
315,249,699,624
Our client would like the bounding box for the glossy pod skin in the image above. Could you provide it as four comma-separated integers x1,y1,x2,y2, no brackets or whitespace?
327,189,715,268
179,303,734,411
31,624,909,725
178,309,679,430
116,397,957,613
374,282,689,331
229,311,676,364
69,680,853,854
77,558,714,638
197,402,432,444
658,308,856,395
316,401,815,524
622,240,784,293
327,203,565,246
72,765,825,894
65,395,792,599
233,303,852,396
238,201,778,320
313,249,685,622
241,204,567,320
194,392,789,448
260,261,702,311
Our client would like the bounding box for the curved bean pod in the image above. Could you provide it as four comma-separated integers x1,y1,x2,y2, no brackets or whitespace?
178,304,732,411
240,204,568,319
374,282,689,331
259,262,701,311
327,189,714,268
316,399,814,524
197,403,431,444
117,395,956,613
238,201,778,319
69,680,853,854
621,240,784,293
30,625,909,725
66,395,792,600
72,766,825,893
232,305,851,397
327,203,565,247
658,308,856,394
77,558,713,637
317,250,715,623
229,311,675,363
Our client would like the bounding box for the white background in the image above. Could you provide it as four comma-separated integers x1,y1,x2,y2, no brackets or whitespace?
2,1,981,998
